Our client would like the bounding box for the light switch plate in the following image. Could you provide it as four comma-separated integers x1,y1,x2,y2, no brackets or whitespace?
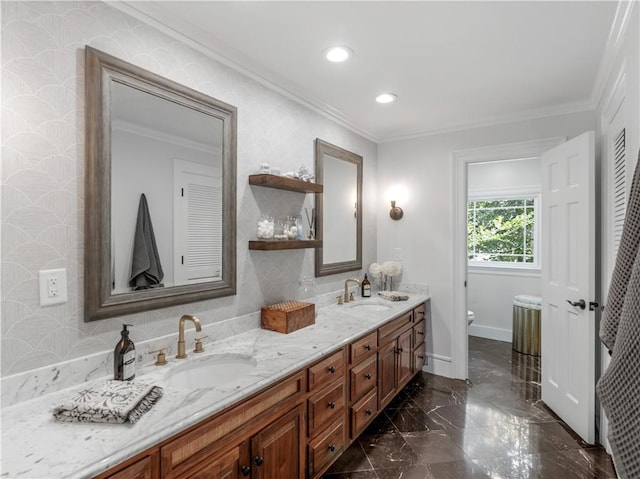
39,268,68,306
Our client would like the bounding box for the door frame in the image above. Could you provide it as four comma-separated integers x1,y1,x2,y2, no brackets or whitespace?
451,137,565,380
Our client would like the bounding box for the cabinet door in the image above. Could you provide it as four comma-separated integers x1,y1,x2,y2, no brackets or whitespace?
184,444,247,479
377,339,397,408
251,406,304,479
106,456,153,479
397,329,413,388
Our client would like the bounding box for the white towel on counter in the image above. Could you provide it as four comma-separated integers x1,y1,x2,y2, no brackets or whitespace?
53,380,163,424
378,291,409,301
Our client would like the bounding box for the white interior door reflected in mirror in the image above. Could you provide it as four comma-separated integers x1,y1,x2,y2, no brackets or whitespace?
314,139,362,277
173,159,222,284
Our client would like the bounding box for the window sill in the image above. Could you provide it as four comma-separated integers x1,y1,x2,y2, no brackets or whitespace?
468,265,541,278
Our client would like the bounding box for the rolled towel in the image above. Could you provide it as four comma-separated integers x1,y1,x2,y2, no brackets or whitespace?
378,291,409,301
53,380,163,424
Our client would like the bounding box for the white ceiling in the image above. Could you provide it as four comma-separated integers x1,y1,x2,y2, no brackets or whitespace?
124,1,619,142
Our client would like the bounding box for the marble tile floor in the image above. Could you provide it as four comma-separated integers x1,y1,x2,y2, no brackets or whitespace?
323,336,617,479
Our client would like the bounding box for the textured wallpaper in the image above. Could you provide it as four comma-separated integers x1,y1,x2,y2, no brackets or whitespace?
1,1,378,377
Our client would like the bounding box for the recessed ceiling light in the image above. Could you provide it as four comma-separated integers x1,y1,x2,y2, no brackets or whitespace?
376,93,398,104
325,46,353,63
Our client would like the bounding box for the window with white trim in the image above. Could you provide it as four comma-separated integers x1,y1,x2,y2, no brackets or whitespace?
468,195,539,268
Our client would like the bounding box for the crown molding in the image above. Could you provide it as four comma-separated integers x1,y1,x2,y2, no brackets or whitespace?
111,1,617,146
378,102,594,144
592,0,636,110
111,1,379,143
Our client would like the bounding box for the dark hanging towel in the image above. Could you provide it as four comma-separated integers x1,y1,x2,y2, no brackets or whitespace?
128,194,164,290
597,150,640,478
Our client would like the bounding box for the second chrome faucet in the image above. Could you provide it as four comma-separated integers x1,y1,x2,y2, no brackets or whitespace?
176,314,202,359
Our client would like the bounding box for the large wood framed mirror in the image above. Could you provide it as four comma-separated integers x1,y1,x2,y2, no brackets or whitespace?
315,139,362,276
85,46,237,321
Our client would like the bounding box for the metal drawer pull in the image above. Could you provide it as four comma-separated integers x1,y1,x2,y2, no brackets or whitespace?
254,456,264,466
364,344,372,351
417,331,424,335
328,365,336,373
328,401,336,409
328,444,336,452
241,466,251,476
365,373,372,380
365,409,372,416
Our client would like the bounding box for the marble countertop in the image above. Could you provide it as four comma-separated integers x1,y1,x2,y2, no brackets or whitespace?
0,294,427,479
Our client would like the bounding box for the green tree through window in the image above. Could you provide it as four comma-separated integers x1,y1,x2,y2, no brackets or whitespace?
468,198,536,265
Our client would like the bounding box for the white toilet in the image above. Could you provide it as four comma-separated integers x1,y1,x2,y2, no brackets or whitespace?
467,310,475,325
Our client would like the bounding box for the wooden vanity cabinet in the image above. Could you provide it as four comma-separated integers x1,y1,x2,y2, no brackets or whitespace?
161,370,306,479
377,311,414,409
347,330,378,440
306,348,347,479
96,453,159,479
412,302,427,374
99,302,429,479
251,405,305,479
184,445,247,479
180,405,305,479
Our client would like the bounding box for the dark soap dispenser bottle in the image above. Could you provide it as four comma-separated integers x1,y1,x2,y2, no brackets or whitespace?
114,324,136,381
362,274,371,297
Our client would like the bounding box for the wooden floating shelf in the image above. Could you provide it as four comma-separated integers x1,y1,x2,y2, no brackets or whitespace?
249,174,323,193
249,240,323,251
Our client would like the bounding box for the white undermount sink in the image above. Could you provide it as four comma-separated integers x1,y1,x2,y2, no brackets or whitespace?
166,353,257,390
346,301,392,312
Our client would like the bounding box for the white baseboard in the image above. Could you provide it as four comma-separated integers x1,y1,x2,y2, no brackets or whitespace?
423,352,452,377
468,324,512,342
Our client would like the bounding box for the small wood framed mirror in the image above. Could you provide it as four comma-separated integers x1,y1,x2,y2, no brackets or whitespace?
314,139,363,277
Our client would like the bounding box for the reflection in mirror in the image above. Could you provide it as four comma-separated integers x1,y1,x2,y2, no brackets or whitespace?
85,46,236,321
315,139,362,277
110,82,223,292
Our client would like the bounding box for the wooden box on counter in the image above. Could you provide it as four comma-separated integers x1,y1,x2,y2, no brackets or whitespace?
261,300,315,334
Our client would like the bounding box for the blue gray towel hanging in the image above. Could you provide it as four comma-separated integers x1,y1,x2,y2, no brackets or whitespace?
129,193,164,290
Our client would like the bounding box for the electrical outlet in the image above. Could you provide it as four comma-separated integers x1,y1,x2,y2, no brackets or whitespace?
39,269,67,306
48,276,59,297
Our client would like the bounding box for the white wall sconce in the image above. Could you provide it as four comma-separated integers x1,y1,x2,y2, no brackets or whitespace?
389,200,404,220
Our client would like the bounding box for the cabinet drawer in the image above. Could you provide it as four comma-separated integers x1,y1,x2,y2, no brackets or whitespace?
307,419,346,479
414,304,426,323
349,331,377,364
350,389,378,440
413,320,425,347
308,349,345,392
308,381,345,435
350,355,377,402
378,311,413,343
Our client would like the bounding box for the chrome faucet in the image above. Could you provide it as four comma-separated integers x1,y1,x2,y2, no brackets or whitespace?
176,314,202,359
344,278,361,303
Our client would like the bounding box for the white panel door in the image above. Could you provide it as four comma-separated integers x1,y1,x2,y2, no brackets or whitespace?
174,159,222,284
541,131,596,443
